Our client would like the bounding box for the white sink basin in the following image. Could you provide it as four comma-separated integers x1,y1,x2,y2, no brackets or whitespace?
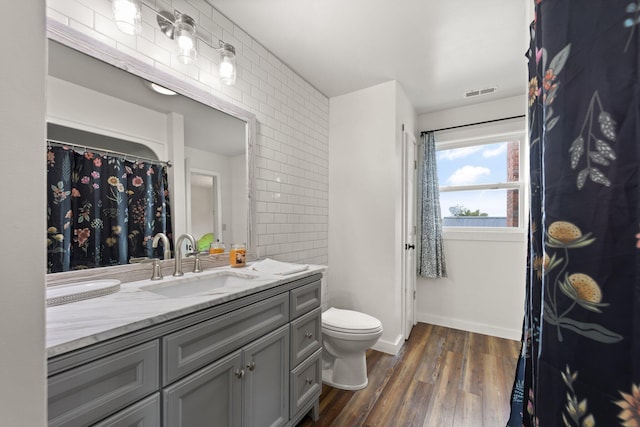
47,279,121,307
141,271,259,298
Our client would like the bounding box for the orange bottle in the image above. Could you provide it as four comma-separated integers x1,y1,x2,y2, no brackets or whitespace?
209,241,225,254
229,243,246,267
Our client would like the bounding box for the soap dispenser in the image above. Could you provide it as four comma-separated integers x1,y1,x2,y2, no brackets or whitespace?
209,240,225,254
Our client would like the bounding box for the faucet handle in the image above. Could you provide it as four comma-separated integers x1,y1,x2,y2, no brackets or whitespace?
150,258,163,281
131,257,163,280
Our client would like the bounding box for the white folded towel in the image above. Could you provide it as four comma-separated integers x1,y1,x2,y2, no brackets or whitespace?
250,258,309,275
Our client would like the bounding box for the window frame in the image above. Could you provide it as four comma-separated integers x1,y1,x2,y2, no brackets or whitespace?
436,129,527,235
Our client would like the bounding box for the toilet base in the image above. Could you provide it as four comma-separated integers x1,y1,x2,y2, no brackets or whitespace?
321,352,369,390
322,368,368,390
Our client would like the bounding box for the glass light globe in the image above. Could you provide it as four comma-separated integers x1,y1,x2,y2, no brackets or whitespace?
219,44,236,85
112,0,142,35
176,32,194,51
174,14,197,64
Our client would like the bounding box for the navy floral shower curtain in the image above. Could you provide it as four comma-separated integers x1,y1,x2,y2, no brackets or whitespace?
47,146,172,273
508,1,640,426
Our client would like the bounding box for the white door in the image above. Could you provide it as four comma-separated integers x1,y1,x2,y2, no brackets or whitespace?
402,129,417,340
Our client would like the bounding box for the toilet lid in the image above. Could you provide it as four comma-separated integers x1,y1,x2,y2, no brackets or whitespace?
323,307,383,334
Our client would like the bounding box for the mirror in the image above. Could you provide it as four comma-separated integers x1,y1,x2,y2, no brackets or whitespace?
188,171,222,249
46,24,256,274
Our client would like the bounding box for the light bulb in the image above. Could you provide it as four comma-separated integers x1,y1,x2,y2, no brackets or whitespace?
219,60,236,85
112,0,142,35
177,33,194,51
219,43,236,86
174,14,197,65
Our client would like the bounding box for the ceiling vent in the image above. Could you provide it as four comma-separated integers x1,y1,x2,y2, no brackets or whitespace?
464,86,498,98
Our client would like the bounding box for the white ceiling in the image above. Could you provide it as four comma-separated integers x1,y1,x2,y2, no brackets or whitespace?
205,0,528,114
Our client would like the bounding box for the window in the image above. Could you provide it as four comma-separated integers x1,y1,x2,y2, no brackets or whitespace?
437,136,524,229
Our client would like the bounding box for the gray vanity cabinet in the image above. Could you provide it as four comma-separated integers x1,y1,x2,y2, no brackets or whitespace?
47,273,323,427
164,325,290,427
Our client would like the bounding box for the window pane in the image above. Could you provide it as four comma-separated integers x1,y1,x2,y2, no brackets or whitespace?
440,188,519,227
437,141,519,186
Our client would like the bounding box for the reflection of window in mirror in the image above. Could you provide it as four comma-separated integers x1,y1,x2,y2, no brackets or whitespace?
188,171,222,252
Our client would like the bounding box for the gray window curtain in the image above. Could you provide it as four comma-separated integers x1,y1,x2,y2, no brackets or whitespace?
418,131,447,278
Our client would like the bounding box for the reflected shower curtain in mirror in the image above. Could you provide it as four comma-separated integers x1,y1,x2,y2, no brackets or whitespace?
508,2,639,426
418,131,447,278
47,146,173,273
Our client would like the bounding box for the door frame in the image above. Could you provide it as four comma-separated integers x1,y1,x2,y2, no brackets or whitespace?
401,128,417,340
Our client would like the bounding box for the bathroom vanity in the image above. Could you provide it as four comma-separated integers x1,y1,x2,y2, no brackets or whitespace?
46,267,324,427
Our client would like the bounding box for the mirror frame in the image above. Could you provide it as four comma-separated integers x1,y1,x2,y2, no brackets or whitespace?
45,18,257,280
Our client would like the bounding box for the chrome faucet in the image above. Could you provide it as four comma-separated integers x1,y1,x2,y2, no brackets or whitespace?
152,232,172,260
173,233,197,277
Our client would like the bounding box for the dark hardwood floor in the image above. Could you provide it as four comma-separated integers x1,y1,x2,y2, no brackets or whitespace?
296,323,520,427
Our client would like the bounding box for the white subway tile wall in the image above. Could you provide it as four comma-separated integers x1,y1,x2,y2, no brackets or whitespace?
47,0,329,265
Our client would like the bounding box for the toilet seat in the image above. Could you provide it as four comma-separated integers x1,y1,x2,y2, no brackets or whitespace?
322,307,382,334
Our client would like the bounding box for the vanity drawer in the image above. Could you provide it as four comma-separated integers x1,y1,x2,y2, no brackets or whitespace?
163,292,289,385
290,349,322,418
48,341,159,427
291,307,322,367
290,280,321,319
93,393,160,427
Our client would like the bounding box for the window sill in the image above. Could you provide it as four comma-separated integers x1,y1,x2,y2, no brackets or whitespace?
442,227,526,242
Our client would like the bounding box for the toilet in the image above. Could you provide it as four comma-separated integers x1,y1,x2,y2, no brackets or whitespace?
321,307,383,390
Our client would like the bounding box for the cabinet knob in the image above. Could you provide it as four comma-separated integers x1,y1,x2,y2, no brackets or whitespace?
305,332,313,339
235,369,245,379
305,377,313,385
246,361,255,371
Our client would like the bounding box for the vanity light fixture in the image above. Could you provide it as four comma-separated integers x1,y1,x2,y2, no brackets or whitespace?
112,0,142,35
156,11,236,83
113,4,237,86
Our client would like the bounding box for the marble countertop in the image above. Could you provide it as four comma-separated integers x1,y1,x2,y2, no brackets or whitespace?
46,264,326,358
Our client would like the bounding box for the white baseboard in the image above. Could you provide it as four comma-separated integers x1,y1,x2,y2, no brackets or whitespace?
417,312,522,341
372,333,404,355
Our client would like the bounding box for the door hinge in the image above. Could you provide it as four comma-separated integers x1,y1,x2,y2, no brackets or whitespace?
402,123,405,131
414,160,417,170
413,290,416,299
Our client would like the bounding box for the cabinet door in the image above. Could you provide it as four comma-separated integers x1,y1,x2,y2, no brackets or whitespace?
289,281,321,319
93,393,160,427
163,293,289,385
164,351,243,427
48,341,159,427
290,349,322,420
242,325,290,427
290,307,322,368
